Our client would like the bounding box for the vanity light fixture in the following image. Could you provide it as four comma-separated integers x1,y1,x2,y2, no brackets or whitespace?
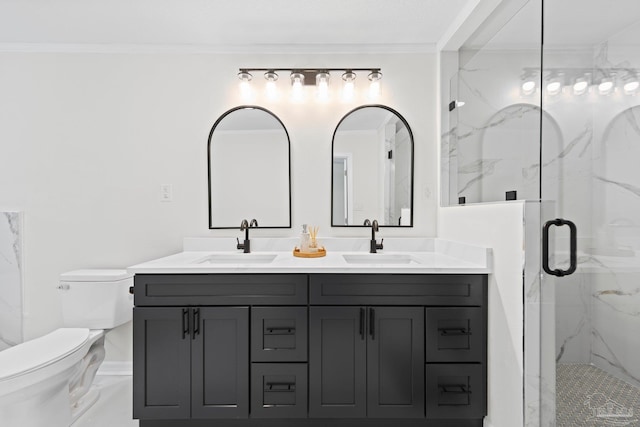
237,68,381,102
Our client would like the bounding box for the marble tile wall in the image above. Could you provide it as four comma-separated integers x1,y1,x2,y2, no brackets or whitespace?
442,20,640,427
0,212,23,351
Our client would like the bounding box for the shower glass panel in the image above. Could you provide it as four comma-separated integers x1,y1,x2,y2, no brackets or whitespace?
541,0,640,425
446,0,542,205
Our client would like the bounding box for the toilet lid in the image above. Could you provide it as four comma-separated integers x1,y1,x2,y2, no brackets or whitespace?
60,269,133,282
0,328,90,380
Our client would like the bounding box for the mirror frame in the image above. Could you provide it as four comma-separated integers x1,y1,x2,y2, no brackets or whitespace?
207,105,292,229
331,104,415,228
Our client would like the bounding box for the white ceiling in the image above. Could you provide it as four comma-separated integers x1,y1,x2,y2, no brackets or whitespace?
0,0,473,51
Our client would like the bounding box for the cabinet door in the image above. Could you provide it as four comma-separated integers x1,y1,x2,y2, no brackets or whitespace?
133,307,191,420
367,307,425,418
191,307,249,419
309,307,367,418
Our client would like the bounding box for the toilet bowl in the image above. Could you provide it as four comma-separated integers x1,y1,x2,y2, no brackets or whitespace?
0,269,133,427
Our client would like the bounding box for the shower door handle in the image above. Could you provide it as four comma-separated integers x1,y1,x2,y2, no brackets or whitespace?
542,218,577,277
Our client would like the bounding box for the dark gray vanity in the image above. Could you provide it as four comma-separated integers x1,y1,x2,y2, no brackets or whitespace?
132,272,487,427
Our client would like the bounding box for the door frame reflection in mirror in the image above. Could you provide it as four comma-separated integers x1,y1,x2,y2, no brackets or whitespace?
207,105,292,229
331,104,415,227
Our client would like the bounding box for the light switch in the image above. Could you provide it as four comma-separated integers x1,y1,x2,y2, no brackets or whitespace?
160,184,173,202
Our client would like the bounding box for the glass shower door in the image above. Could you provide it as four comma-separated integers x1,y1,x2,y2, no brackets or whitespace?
541,1,640,424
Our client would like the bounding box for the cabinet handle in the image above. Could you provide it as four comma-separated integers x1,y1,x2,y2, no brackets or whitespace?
192,308,200,339
182,308,190,340
369,308,375,340
438,327,471,336
265,327,295,335
439,384,471,394
359,308,365,340
264,382,296,392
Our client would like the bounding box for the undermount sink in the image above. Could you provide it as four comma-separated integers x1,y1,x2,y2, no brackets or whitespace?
197,253,277,264
342,254,419,265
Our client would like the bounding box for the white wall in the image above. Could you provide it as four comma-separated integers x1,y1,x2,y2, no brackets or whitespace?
0,51,438,360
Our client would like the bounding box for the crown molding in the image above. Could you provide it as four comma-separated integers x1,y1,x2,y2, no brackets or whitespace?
0,42,437,55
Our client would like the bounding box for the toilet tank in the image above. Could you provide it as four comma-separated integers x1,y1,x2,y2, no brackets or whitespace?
59,269,134,329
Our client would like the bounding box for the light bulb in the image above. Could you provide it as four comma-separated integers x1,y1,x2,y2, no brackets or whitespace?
264,71,278,101
624,79,639,95
291,72,304,102
368,71,382,100
546,80,562,96
316,72,330,102
573,78,589,96
237,70,253,101
521,80,536,95
342,71,356,102
598,78,614,95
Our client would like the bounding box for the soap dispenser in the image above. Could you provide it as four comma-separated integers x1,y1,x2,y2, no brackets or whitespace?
300,224,310,252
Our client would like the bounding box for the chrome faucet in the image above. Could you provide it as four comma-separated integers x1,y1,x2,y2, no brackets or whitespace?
237,218,258,253
363,219,384,253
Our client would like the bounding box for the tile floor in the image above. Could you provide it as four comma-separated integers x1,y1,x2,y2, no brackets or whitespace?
557,364,640,426
74,375,138,427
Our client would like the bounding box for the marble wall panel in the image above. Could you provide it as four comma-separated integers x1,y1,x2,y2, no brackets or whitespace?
0,212,23,350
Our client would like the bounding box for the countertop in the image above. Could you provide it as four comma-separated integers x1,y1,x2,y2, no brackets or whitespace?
127,237,492,275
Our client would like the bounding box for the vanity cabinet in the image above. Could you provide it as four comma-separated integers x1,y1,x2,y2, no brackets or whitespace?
133,272,487,427
133,306,249,419
309,306,424,418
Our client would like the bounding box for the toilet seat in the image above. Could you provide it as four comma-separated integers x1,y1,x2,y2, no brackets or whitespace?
0,328,90,382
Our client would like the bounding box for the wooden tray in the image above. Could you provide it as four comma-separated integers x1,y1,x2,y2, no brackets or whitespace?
293,247,326,258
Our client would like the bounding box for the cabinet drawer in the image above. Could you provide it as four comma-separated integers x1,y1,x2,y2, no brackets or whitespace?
251,307,307,362
426,308,484,362
310,274,485,306
251,363,308,419
426,364,486,419
134,274,308,306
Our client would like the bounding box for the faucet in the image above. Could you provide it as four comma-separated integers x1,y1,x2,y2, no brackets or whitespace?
363,219,384,253
237,219,258,253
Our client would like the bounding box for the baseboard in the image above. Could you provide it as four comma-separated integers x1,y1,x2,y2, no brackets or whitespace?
97,361,132,376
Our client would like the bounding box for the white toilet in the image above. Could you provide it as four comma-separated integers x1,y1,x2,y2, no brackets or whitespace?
0,269,133,427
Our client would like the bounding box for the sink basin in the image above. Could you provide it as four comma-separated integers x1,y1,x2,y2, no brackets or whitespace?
197,254,277,264
342,254,419,265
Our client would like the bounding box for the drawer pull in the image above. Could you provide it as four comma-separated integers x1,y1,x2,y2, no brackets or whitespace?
438,327,471,336
182,308,190,340
265,382,296,392
439,384,471,394
265,327,295,335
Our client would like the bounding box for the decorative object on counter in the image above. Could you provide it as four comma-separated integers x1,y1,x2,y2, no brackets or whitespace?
309,226,319,249
300,224,310,252
292,247,326,258
294,225,325,257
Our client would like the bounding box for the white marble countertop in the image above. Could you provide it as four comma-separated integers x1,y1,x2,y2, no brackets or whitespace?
127,237,492,274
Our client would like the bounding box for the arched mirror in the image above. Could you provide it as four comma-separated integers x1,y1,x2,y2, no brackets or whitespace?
208,106,291,229
332,105,414,227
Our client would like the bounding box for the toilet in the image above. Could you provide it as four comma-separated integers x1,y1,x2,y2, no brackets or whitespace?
0,269,133,427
